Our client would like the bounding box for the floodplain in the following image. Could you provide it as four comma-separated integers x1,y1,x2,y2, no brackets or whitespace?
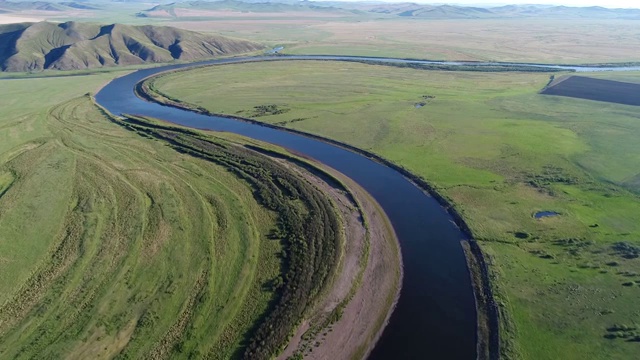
146,60,640,359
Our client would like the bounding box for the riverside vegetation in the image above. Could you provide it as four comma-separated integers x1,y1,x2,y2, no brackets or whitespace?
145,60,640,360
0,71,396,359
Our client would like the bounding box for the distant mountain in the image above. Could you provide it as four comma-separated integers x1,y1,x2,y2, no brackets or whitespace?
0,21,264,72
138,0,358,18
0,0,101,12
365,2,422,15
398,4,493,18
0,0,66,11
135,1,640,19
59,2,100,10
3,0,637,20
490,4,640,18
363,3,640,19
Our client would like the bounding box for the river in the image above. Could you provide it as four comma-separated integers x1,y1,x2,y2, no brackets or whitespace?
93,55,640,359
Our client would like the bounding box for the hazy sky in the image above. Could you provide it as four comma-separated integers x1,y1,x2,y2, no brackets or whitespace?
447,0,638,7
364,1,640,8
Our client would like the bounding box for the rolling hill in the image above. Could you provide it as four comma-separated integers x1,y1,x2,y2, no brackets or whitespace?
0,21,264,71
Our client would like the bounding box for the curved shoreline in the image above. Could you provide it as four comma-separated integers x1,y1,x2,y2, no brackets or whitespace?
136,61,499,359
95,107,399,358
273,53,640,70
268,151,402,360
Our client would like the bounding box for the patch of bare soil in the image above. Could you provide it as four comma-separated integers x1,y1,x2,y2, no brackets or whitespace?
541,75,640,106
274,156,402,360
0,14,44,24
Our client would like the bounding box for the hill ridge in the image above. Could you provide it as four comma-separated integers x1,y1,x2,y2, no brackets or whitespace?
0,21,263,72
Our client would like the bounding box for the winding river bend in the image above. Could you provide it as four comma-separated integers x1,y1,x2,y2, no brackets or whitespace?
94,55,640,359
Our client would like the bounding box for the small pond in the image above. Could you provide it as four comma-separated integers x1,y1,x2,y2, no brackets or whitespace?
535,211,560,219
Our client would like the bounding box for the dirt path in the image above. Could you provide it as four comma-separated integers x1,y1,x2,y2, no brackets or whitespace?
273,156,402,360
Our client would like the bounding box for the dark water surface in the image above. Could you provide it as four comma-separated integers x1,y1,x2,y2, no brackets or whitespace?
535,211,560,219
97,54,632,360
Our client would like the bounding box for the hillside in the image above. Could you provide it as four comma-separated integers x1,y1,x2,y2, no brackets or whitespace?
0,21,263,72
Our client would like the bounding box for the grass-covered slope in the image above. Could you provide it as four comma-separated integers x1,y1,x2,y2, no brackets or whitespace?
0,21,263,72
146,61,640,359
0,72,344,359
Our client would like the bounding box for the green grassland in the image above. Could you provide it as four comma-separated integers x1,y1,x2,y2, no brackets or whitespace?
0,72,347,358
148,61,640,359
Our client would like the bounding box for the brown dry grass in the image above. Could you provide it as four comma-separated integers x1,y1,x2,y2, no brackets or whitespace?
167,17,640,64
308,19,640,62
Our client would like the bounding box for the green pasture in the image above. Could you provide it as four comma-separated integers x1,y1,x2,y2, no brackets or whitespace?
150,61,640,359
0,74,284,358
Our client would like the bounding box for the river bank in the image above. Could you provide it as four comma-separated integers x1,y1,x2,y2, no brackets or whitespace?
134,61,498,359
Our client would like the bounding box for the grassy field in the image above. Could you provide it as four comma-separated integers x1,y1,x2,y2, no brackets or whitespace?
165,18,640,64
0,71,350,359
149,61,640,359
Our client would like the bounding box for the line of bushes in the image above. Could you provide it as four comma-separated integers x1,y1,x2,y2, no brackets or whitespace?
114,115,342,359
346,60,568,73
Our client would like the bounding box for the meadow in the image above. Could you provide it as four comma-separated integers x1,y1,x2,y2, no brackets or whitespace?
0,70,388,359
0,74,280,359
148,61,640,359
